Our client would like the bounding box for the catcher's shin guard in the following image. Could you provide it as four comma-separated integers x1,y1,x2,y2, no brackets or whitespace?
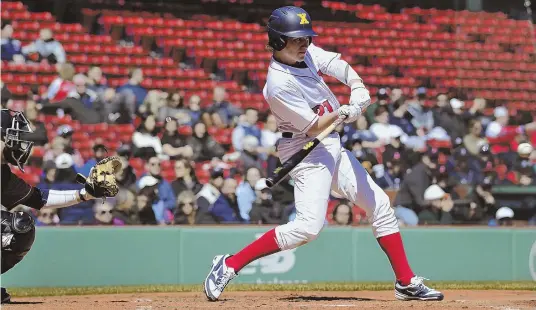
1,210,36,274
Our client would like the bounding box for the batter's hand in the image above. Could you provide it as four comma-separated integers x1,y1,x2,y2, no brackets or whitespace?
338,105,361,123
350,85,371,110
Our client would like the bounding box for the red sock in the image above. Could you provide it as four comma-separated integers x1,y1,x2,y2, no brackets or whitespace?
225,228,281,272
377,232,414,285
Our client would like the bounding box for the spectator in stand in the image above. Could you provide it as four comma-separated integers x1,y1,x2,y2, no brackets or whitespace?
364,87,390,125
43,130,84,167
1,21,23,63
375,152,405,190
232,108,261,151
171,159,203,196
96,87,136,124
390,96,416,136
452,175,496,224
511,164,536,186
369,106,406,146
203,86,242,128
210,178,242,223
331,202,353,226
463,119,487,156
86,66,107,95
486,106,536,139
46,62,75,103
132,114,163,159
39,160,57,186
187,122,225,162
161,118,193,160
1,81,12,107
449,147,481,186
137,175,168,225
407,87,434,130
115,144,137,191
434,93,449,109
259,114,281,171
185,94,202,126
157,92,185,123
434,98,467,142
433,164,460,199
342,115,380,149
174,190,198,225
93,201,114,225
68,74,99,109
135,181,158,225
239,135,264,173
139,156,176,223
140,90,168,116
43,136,66,163
383,128,418,172
21,28,66,64
489,206,514,226
418,184,454,225
345,137,377,167
393,148,439,225
35,208,60,226
236,167,261,222
76,143,108,177
196,168,225,224
112,189,139,225
25,102,48,146
249,179,284,225
117,67,148,107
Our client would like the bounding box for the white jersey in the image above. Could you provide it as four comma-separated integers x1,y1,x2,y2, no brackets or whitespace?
262,43,341,136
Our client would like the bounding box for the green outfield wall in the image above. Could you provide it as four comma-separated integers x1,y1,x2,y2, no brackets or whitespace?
2,227,535,287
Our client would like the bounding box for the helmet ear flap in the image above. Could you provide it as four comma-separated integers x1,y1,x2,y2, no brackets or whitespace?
268,29,287,51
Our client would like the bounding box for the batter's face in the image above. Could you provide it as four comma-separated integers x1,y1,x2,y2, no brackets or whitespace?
279,37,310,63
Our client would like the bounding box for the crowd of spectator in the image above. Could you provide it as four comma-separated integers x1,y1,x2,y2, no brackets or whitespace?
2,20,536,228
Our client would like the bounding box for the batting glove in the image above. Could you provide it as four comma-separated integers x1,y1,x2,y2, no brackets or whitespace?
338,105,361,123
350,85,371,110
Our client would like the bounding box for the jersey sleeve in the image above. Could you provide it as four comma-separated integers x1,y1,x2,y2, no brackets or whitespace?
268,88,319,134
308,43,341,74
0,164,34,210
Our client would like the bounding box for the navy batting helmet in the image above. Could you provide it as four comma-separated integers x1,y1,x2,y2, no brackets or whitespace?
267,6,318,51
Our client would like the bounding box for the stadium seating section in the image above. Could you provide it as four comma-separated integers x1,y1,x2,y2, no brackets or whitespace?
1,0,535,186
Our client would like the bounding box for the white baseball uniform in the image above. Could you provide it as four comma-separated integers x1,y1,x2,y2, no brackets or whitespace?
263,43,399,251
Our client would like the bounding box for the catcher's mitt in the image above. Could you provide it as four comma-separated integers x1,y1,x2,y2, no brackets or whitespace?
75,156,122,198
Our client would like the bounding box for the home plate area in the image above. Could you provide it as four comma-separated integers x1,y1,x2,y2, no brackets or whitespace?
3,290,535,310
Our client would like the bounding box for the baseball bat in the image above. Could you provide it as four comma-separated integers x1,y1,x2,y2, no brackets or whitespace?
266,116,346,188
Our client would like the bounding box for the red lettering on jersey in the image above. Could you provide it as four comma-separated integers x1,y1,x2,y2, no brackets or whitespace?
312,101,333,116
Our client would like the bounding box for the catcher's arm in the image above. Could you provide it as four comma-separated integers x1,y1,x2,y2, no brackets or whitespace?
38,156,122,210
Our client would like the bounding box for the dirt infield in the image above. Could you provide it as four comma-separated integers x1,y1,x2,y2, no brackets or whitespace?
3,290,535,310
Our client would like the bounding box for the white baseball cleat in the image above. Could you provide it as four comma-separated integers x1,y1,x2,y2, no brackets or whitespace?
394,276,444,301
203,254,237,301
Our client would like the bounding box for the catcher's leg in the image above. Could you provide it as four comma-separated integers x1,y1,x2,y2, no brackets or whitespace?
331,150,443,300
1,210,36,304
1,210,36,274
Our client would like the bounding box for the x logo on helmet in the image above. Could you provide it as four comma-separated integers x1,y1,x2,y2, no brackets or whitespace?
297,13,309,25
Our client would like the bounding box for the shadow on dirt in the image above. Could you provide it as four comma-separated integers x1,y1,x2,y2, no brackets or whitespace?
6,301,44,305
281,296,381,302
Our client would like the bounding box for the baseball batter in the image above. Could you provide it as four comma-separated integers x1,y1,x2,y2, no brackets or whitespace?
204,6,443,302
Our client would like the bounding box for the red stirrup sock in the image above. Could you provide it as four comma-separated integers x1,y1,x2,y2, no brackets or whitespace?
377,232,414,285
225,228,281,273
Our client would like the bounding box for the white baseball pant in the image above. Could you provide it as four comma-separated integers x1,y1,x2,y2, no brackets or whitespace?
274,133,399,251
